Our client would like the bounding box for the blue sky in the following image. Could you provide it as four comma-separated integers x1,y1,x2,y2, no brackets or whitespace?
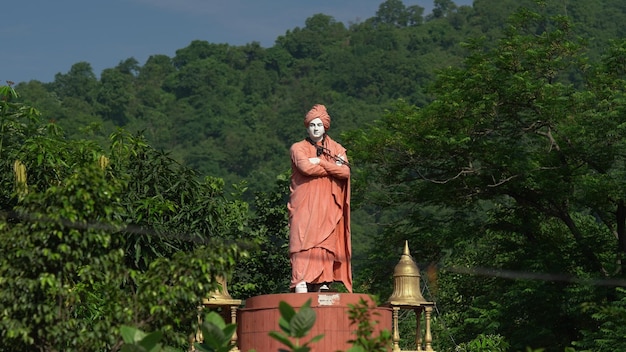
3,0,472,84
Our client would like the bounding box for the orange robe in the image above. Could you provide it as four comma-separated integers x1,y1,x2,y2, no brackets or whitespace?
288,135,352,292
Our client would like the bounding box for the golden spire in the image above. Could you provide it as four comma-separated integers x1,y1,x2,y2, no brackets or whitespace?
386,241,429,306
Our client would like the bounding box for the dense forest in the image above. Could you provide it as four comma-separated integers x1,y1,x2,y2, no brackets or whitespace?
4,0,626,350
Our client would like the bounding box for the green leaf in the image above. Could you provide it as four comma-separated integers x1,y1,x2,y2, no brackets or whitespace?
346,347,366,352
200,323,226,347
308,334,324,344
292,346,311,352
278,299,297,322
278,316,291,335
120,345,144,352
278,300,296,334
120,325,147,343
204,311,227,329
289,305,317,338
138,331,163,351
268,331,295,349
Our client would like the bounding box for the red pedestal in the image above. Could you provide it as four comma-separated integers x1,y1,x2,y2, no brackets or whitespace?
237,293,392,352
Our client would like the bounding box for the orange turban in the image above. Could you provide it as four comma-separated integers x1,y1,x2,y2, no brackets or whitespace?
304,104,331,130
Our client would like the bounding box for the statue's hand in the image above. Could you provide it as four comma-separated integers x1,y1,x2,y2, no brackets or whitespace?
309,157,321,165
336,154,345,165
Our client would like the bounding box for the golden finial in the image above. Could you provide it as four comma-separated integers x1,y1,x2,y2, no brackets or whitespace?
386,240,429,306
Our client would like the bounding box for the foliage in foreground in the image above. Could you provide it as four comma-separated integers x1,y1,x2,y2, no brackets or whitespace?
0,84,249,350
269,298,324,352
194,312,239,352
122,298,391,352
346,298,392,352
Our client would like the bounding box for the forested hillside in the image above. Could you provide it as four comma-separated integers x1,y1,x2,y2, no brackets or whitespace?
14,0,626,196
6,0,626,350
12,0,495,194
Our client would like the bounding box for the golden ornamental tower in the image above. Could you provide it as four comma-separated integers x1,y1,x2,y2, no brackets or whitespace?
385,241,435,352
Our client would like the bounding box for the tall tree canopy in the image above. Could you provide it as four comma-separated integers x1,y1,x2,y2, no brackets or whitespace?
346,4,626,351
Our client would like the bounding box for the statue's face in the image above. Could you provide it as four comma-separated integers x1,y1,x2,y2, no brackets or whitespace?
307,118,325,142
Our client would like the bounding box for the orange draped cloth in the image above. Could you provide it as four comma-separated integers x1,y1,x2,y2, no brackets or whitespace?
288,135,352,292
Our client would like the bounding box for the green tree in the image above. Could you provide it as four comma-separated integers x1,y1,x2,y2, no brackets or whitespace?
346,6,626,351
430,0,458,19
231,171,291,298
373,0,410,27
277,14,347,60
51,61,98,101
0,85,248,350
97,67,134,125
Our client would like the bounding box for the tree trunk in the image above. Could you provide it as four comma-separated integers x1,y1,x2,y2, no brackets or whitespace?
560,208,607,276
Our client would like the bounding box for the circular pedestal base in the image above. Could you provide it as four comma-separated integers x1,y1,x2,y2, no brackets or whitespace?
238,293,391,352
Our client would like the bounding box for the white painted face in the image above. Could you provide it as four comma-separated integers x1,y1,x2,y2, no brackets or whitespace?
307,117,325,142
